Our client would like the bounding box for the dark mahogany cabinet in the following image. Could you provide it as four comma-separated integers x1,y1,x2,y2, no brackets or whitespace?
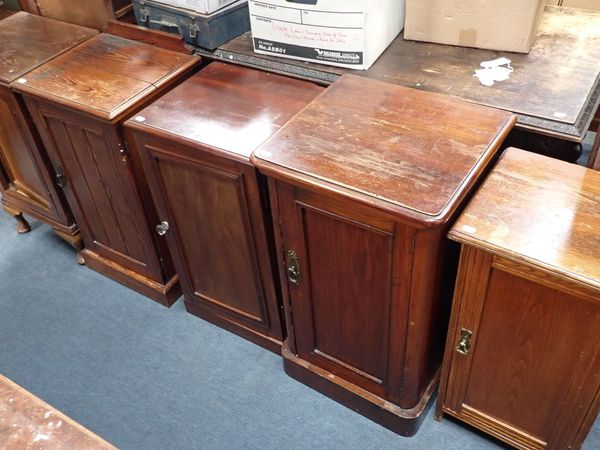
251,75,516,435
438,149,600,450
124,63,324,351
0,12,96,243
12,33,199,305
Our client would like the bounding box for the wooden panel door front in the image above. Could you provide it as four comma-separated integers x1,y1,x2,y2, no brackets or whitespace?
276,181,414,402
134,135,284,351
0,86,72,230
441,247,600,450
24,98,164,282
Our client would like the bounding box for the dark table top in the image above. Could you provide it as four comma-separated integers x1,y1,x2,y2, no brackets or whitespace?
197,6,600,143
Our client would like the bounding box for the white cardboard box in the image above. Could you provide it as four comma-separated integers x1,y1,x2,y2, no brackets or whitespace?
248,1,405,70
151,0,239,14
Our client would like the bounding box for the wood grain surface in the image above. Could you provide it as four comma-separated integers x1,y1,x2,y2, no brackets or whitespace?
0,12,97,84
253,74,515,224
12,33,199,121
0,85,76,236
25,0,116,29
450,147,600,293
124,63,323,352
208,6,600,141
128,62,324,159
0,374,117,449
438,244,600,449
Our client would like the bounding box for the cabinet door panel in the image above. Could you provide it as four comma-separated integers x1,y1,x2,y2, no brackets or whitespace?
31,101,161,279
152,152,269,326
0,87,71,224
0,97,47,202
303,206,393,383
278,184,410,396
445,249,600,449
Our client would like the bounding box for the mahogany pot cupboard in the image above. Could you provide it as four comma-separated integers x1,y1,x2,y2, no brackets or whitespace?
11,33,200,306
124,63,324,352
0,12,97,244
437,148,600,450
251,75,516,435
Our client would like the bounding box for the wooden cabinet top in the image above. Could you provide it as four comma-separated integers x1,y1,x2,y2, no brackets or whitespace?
0,12,97,85
125,62,324,160
11,33,200,121
252,75,516,225
450,148,600,292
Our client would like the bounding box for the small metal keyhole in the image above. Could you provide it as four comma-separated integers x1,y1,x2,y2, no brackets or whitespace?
156,221,169,236
456,328,472,355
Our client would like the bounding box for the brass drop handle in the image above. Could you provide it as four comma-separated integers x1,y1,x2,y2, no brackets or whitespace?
456,328,472,355
286,250,301,286
156,221,170,236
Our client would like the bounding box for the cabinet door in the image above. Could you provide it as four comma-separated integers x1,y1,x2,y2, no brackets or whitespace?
275,181,415,402
442,246,600,449
0,86,72,228
133,134,283,343
25,97,163,281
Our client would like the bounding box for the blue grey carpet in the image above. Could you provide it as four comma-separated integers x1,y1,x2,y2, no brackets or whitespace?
0,210,598,450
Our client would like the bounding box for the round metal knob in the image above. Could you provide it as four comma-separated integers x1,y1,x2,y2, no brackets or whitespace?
156,221,169,236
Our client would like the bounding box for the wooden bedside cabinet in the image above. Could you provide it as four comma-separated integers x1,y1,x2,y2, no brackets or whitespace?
0,12,96,242
251,75,516,436
437,148,600,449
124,63,324,352
11,33,200,306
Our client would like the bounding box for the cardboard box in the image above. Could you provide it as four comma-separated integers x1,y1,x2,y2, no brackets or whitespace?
561,0,600,10
150,0,239,14
404,0,546,53
248,0,405,70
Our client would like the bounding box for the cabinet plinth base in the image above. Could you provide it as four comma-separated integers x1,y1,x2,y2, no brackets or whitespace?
282,339,436,437
184,300,282,354
80,249,181,307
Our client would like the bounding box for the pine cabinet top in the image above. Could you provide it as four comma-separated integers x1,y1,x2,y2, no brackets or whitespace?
0,12,97,85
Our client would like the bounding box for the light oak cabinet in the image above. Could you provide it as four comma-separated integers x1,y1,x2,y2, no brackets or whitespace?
438,148,600,449
252,75,516,435
125,63,323,351
12,33,199,305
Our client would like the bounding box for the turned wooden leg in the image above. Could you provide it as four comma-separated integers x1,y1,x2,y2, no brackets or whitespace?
76,251,85,266
3,206,31,234
54,229,85,265
14,213,31,234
